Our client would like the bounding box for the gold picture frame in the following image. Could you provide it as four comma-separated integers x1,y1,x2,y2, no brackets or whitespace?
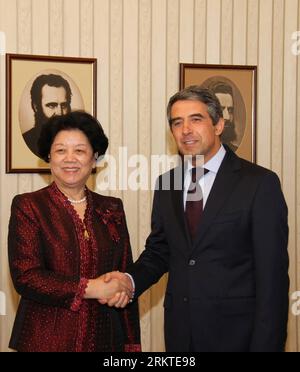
180,63,257,162
6,53,97,173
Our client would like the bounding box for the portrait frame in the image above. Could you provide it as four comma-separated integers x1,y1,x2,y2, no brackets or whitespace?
180,63,257,162
6,53,97,173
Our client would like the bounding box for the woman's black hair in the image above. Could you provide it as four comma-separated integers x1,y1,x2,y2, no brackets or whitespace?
37,111,109,163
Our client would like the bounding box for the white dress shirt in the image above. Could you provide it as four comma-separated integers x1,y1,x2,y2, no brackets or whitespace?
183,145,226,210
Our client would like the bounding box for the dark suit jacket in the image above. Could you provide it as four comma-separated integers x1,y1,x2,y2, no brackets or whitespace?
8,183,141,352
128,147,289,352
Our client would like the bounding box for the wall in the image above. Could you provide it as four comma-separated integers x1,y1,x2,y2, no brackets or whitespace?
0,0,299,352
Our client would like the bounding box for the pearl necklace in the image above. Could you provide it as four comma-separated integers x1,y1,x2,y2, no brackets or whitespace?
67,196,87,204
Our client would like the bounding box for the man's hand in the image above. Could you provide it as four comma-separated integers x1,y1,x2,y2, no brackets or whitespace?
84,273,132,303
99,271,133,308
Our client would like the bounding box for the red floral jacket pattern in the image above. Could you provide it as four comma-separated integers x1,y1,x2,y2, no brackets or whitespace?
8,183,141,352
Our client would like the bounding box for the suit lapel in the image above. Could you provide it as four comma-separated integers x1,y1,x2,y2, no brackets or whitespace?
169,167,193,251
171,188,193,250
192,149,242,252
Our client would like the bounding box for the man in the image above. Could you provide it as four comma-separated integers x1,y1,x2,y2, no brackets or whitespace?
207,81,238,152
23,74,72,156
105,86,289,352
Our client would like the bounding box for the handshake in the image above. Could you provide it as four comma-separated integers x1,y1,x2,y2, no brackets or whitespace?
84,271,134,308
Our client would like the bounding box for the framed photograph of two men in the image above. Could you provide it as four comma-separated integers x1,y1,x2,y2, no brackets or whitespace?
180,63,257,163
6,54,97,173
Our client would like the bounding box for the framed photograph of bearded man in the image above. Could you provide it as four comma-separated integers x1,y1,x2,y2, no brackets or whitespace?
6,54,97,173
180,63,257,163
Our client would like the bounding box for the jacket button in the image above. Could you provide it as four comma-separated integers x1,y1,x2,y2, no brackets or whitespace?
189,260,196,266
183,297,189,303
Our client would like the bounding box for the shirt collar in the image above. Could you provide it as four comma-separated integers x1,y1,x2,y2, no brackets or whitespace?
185,145,226,177
204,144,226,174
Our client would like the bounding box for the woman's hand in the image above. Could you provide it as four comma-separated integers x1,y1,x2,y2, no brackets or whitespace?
98,271,133,308
84,274,133,302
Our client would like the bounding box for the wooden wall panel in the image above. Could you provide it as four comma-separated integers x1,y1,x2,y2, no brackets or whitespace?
297,0,300,352
138,0,152,352
207,0,221,63
194,0,207,64
271,0,284,180
32,0,50,192
49,0,63,55
257,0,273,168
0,0,18,353
80,0,94,57
283,0,299,353
109,0,123,200
32,0,49,55
221,0,233,64
179,0,194,63
247,0,259,65
64,0,80,56
94,0,109,141
150,0,167,352
233,0,247,64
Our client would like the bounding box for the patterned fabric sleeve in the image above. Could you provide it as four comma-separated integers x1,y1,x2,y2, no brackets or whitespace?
8,195,83,310
70,278,89,312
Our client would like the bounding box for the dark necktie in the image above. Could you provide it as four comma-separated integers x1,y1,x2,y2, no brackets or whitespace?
185,167,209,242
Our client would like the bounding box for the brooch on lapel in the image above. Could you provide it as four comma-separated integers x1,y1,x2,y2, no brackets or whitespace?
98,208,123,243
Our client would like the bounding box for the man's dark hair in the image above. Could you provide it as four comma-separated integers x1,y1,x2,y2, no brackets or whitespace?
37,111,109,163
167,86,223,126
31,73,72,113
206,81,233,97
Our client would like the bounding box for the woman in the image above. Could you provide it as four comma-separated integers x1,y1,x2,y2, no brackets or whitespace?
8,111,141,352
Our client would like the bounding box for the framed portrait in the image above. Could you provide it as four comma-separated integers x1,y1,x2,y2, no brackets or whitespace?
180,63,257,162
6,53,97,173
